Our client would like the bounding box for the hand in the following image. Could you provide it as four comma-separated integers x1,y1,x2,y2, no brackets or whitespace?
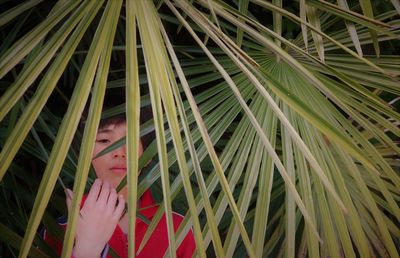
65,179,125,258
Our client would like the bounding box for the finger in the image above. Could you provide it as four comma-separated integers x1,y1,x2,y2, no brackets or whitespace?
86,179,102,204
65,188,73,213
107,188,118,211
113,194,125,220
97,181,111,207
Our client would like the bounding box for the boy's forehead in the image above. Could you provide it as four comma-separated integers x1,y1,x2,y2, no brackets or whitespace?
99,115,126,127
98,120,126,133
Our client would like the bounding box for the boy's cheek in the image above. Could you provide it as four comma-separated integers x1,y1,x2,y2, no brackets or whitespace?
92,147,101,159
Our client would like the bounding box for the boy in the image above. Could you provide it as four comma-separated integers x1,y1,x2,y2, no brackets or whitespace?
44,114,196,258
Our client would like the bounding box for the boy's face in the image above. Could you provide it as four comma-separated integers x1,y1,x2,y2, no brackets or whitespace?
92,120,143,193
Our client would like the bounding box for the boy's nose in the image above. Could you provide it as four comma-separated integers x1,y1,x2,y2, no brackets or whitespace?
113,146,126,158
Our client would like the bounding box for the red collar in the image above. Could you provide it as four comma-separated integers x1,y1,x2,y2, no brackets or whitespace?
137,190,158,220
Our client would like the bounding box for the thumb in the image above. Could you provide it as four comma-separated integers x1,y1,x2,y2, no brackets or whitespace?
65,188,73,213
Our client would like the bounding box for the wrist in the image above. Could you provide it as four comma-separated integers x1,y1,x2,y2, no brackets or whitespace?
72,244,102,258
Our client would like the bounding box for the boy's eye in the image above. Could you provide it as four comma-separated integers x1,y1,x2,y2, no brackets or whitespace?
96,138,110,144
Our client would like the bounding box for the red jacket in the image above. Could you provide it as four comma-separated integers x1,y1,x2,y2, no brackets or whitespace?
43,190,196,258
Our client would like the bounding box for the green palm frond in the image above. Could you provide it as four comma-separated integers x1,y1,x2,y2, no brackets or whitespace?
0,1,399,257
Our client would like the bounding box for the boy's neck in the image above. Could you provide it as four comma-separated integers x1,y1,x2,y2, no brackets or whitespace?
118,199,141,234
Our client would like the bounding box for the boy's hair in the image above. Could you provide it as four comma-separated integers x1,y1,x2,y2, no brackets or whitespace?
82,88,154,149
98,114,126,129
97,108,153,150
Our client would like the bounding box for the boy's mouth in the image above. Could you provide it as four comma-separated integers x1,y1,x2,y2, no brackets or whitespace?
110,167,127,174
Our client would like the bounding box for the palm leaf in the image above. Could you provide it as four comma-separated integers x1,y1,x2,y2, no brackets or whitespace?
0,1,398,257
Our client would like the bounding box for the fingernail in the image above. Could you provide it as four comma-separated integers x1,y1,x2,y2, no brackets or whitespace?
65,188,72,199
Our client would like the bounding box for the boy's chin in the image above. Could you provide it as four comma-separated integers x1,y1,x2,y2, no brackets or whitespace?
119,187,128,200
